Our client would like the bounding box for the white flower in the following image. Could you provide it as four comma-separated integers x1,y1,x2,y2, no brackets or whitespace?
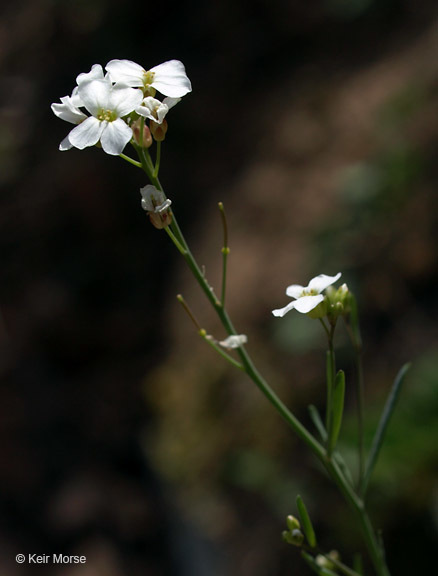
76,63,106,86
64,79,143,155
140,184,171,213
51,88,85,124
218,334,248,349
105,59,192,98
272,273,342,317
136,96,180,124
51,88,87,151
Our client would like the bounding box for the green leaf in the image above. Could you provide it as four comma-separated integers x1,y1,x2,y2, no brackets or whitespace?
328,370,345,455
361,363,411,496
296,494,317,548
308,404,328,442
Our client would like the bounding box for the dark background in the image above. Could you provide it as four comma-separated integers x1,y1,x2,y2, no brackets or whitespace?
1,0,437,574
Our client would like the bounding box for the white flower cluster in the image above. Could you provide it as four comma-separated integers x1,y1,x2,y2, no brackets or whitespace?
51,59,192,156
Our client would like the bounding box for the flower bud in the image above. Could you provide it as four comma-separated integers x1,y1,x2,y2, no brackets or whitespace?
282,528,304,547
132,119,153,148
316,550,340,570
286,515,301,531
150,119,168,141
290,529,304,546
326,283,351,323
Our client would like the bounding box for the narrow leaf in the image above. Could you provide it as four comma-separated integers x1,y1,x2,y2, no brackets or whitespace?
333,451,354,487
362,363,411,496
297,495,317,548
308,404,328,442
328,370,345,455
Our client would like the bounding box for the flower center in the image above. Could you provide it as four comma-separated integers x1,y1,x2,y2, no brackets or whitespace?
97,108,116,122
142,71,157,96
143,71,155,87
302,289,319,297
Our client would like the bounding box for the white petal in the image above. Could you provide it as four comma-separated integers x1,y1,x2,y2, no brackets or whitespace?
76,64,105,86
163,96,181,110
293,294,324,313
272,301,297,317
136,96,169,123
308,273,342,294
218,335,248,349
59,134,73,151
150,60,192,97
154,199,172,214
108,85,143,117
78,79,111,115
51,97,87,124
285,284,306,299
140,185,166,211
99,118,132,155
70,86,83,108
105,59,145,87
68,116,104,149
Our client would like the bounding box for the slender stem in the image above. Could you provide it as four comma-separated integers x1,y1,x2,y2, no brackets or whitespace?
324,458,390,576
218,202,229,306
200,331,245,370
176,294,202,331
354,344,365,491
119,153,142,168
168,210,389,575
164,225,187,255
153,140,162,178
325,328,336,437
135,157,390,576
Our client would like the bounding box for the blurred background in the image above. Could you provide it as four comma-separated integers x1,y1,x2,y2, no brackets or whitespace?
0,0,437,574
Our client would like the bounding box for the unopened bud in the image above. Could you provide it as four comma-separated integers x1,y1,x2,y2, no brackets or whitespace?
282,528,304,547
286,515,301,531
132,119,153,148
326,283,351,323
150,119,168,141
316,550,340,570
290,529,304,546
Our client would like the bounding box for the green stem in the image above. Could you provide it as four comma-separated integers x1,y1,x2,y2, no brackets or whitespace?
354,344,365,492
153,140,162,178
218,202,229,306
134,159,390,575
168,212,325,459
170,213,389,575
324,458,390,576
325,330,336,437
119,153,142,168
